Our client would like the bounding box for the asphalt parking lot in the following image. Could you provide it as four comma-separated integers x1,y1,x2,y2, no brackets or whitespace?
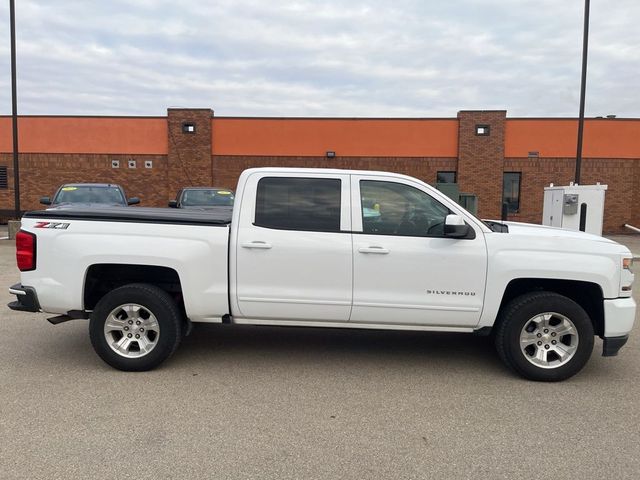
1,231,639,479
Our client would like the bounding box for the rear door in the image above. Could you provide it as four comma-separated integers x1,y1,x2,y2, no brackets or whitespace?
234,172,352,322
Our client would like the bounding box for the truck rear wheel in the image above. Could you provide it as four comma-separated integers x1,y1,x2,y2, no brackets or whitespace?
495,292,594,381
89,283,183,371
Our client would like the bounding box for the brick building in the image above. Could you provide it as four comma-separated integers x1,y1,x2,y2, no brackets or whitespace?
1,108,639,233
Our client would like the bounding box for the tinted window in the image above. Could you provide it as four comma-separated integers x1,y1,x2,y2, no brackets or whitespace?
361,180,450,237
255,177,341,232
53,186,126,205
503,172,521,213
181,189,235,206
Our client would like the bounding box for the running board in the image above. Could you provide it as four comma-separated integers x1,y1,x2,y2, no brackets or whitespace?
47,310,89,325
231,317,475,333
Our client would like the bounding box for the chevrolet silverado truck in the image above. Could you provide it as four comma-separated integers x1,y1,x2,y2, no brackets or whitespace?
8,168,636,381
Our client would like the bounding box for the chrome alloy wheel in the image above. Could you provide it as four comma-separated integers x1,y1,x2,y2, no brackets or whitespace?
103,304,160,358
519,312,579,369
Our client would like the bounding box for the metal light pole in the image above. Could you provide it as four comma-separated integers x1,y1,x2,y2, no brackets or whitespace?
10,0,21,218
575,0,590,185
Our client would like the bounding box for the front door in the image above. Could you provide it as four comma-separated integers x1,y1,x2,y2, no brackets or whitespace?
234,172,353,322
350,175,487,327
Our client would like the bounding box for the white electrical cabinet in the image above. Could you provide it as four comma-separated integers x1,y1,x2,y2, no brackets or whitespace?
542,184,607,236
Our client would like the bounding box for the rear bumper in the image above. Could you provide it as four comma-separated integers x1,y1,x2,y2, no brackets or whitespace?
7,283,41,313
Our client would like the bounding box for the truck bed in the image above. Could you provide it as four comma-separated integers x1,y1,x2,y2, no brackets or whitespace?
18,206,232,323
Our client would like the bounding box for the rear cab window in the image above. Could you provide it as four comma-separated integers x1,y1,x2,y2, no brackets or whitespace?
254,177,342,232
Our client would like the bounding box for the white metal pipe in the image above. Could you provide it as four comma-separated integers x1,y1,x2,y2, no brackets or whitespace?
624,224,640,234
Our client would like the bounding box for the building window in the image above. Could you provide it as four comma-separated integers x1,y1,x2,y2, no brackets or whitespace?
255,177,341,232
475,125,490,136
0,166,8,189
503,172,521,213
436,171,457,184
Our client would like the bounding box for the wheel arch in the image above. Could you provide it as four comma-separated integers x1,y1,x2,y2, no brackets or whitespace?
84,264,184,313
496,278,604,337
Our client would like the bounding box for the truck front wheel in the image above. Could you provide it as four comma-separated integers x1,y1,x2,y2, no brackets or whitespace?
89,283,183,371
495,292,594,381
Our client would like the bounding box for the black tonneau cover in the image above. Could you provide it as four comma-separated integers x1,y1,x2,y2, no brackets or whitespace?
24,206,233,226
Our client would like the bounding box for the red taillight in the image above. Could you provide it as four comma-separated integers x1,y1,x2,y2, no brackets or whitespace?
16,230,37,271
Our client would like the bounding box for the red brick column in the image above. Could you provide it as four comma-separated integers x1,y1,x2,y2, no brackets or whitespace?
167,108,213,197
457,110,506,219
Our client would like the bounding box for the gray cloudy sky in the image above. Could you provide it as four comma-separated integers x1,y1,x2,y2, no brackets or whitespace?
0,0,638,117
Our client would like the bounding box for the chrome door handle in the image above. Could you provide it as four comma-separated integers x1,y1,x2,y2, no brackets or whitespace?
358,246,389,254
241,241,272,249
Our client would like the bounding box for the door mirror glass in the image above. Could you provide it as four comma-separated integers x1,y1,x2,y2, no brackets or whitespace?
40,196,51,205
444,214,472,238
168,200,178,208
127,197,140,206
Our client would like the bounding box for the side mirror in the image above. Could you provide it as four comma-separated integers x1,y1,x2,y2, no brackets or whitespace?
168,200,178,208
127,197,140,206
444,214,472,238
40,196,52,205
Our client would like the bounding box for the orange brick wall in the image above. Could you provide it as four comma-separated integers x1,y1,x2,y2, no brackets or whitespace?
0,116,167,154
505,119,640,159
211,118,459,157
503,157,638,233
503,157,575,225
581,158,639,233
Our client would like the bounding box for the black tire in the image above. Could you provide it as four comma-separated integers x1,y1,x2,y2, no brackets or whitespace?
89,283,183,371
495,291,594,382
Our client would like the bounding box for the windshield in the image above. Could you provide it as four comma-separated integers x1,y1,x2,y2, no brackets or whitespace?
53,186,126,205
181,189,235,206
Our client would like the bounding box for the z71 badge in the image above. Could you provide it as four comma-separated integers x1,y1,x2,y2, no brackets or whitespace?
34,222,70,229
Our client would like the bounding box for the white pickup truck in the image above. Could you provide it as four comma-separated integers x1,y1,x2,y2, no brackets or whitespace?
8,168,636,381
